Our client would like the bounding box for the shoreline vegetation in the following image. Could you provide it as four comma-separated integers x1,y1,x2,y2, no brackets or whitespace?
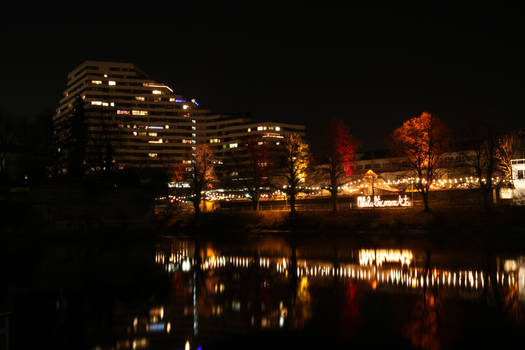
162,206,525,242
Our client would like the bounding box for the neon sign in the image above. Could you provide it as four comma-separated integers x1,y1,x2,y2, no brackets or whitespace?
357,195,411,208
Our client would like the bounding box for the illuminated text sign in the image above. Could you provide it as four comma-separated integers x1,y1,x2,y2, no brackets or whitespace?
357,195,411,208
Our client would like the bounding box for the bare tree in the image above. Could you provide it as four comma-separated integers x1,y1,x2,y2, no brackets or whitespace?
463,126,516,210
68,96,88,177
277,133,310,215
175,144,216,216
0,111,19,179
223,134,270,210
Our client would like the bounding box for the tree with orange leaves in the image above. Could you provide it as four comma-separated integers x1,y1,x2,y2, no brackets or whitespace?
391,112,451,212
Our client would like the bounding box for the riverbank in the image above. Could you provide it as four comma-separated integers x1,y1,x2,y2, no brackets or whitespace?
165,206,525,243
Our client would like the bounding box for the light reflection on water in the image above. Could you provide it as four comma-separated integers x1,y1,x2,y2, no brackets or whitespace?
115,237,525,350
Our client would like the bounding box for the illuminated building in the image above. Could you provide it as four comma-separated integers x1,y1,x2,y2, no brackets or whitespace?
54,61,212,173
200,113,306,184
54,61,307,181
511,130,525,204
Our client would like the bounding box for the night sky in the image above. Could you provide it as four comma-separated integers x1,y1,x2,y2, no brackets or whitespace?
2,2,525,150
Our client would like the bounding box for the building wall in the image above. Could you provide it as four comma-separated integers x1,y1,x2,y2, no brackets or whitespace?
512,159,525,204
204,119,306,183
351,150,476,181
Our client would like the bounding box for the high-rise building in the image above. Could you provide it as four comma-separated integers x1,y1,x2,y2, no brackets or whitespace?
54,61,306,185
54,61,209,173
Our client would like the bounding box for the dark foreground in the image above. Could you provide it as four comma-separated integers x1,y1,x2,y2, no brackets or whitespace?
3,229,525,350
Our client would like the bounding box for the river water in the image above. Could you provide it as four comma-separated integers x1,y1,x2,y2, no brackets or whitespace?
111,236,525,350
6,235,525,349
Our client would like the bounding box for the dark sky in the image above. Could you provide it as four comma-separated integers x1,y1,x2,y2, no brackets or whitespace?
2,2,524,150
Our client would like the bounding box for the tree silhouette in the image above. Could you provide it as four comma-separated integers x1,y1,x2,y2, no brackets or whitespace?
174,144,216,216
463,124,516,210
68,96,88,177
223,134,270,210
0,110,19,181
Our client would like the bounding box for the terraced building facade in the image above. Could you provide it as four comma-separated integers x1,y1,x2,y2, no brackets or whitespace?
54,61,208,173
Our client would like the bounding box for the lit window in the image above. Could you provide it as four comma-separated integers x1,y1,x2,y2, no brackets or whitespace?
148,153,158,158
182,160,192,164
182,139,192,144
165,125,170,129
209,139,221,143
133,131,137,136
103,74,108,78
102,102,109,106
276,142,280,145
132,110,148,115
148,126,164,130
191,120,196,123
258,141,263,145
192,126,196,130
91,101,102,105
148,132,157,137
108,81,116,86
135,96,145,101
110,102,115,107
148,139,163,144
152,90,162,94
91,80,102,84
169,98,175,102
230,143,238,148
247,128,251,132
182,104,189,110
257,126,263,131
275,126,280,131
